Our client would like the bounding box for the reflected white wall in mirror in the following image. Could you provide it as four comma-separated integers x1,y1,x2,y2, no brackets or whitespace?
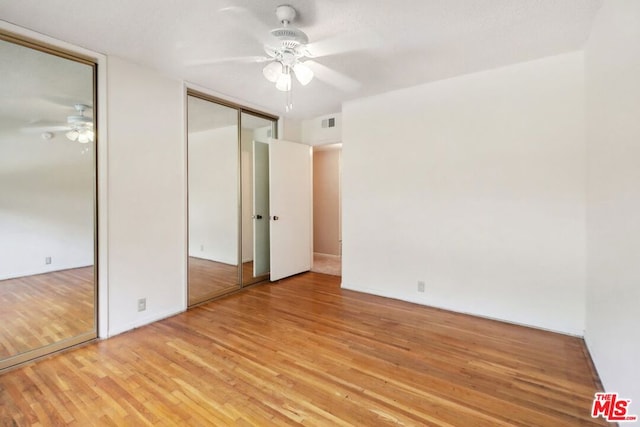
187,95,241,305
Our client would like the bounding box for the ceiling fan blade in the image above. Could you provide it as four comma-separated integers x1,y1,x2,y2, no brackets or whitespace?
185,56,272,67
21,125,71,133
42,96,93,110
304,31,379,58
304,60,361,92
3,97,92,117
219,6,278,45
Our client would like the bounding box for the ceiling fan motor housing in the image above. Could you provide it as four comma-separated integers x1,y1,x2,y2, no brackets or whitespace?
67,115,92,126
275,4,296,24
67,104,93,128
265,4,309,60
269,26,309,52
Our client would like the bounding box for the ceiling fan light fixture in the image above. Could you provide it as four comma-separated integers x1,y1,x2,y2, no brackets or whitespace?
66,127,94,143
275,69,292,91
293,62,313,86
262,61,282,83
77,132,90,144
79,129,94,143
66,130,79,141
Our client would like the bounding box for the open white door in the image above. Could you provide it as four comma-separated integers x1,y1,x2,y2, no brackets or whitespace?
269,139,312,281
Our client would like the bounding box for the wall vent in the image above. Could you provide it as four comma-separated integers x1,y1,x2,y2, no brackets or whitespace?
321,117,336,128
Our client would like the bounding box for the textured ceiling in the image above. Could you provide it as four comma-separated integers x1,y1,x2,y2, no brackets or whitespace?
0,0,602,119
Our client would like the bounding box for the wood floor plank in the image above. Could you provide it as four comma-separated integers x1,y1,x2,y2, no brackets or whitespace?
1,272,606,426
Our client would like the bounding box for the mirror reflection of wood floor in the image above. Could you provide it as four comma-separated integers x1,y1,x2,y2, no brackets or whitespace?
0,272,606,425
188,257,254,306
0,267,94,359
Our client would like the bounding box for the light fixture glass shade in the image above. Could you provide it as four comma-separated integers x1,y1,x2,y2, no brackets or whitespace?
66,130,79,141
263,61,282,83
66,127,94,143
275,71,292,92
293,62,314,86
79,130,94,143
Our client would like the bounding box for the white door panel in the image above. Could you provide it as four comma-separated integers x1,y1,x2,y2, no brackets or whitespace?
269,139,312,281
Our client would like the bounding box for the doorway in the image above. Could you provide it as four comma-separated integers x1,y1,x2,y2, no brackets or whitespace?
311,144,342,276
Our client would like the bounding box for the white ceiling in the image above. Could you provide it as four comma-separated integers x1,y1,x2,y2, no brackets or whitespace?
0,0,602,120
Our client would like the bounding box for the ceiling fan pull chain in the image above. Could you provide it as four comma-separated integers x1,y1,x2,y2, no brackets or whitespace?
286,86,293,112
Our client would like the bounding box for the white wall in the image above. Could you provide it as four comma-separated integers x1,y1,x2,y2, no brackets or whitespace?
188,126,238,265
343,52,587,335
585,0,640,405
107,57,186,336
0,135,94,279
313,146,342,256
302,113,342,146
279,118,302,142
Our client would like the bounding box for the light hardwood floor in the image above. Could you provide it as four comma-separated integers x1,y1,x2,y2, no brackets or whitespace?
0,272,605,426
188,257,256,306
188,257,239,305
0,267,95,359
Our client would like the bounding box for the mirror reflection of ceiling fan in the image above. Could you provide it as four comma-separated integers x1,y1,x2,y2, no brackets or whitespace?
22,103,94,143
192,4,370,109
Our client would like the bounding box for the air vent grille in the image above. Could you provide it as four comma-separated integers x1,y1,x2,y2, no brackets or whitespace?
321,117,336,128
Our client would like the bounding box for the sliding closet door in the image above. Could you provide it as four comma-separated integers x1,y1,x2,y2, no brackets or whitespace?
240,112,277,285
0,35,97,370
187,95,241,305
187,91,278,304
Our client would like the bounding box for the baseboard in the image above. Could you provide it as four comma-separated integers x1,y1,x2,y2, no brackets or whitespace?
313,252,341,258
107,307,184,338
583,338,606,392
341,283,584,338
0,264,94,281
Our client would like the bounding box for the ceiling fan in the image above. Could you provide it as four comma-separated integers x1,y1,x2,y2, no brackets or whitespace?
260,5,317,91
21,103,95,143
192,4,366,109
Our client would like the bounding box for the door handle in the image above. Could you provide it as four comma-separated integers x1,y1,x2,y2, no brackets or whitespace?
253,214,263,219
271,215,279,221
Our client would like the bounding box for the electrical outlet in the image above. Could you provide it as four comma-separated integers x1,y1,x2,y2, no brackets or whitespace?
137,298,146,312
417,281,425,293
45,256,52,265
200,244,204,251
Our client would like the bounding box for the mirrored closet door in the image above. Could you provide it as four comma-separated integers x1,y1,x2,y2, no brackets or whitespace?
187,96,241,305
0,34,97,370
187,92,277,306
241,112,276,286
